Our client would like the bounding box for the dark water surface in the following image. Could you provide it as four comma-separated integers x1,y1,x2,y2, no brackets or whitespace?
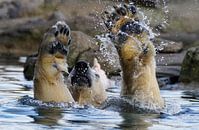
0,57,199,130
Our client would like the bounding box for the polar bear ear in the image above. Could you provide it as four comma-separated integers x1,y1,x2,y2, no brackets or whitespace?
93,58,101,70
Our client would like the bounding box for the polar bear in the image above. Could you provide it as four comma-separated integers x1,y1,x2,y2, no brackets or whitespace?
68,59,109,107
102,3,164,110
34,21,74,103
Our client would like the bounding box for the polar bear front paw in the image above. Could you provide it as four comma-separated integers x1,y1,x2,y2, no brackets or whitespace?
52,21,71,46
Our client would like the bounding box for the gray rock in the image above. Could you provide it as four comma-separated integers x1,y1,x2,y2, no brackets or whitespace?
153,38,183,53
48,11,66,21
160,32,199,46
156,52,186,66
158,76,179,88
0,0,44,19
156,66,181,77
179,47,199,83
0,16,49,56
155,52,186,78
23,53,37,81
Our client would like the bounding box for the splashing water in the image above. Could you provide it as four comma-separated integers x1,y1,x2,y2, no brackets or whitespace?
96,34,120,68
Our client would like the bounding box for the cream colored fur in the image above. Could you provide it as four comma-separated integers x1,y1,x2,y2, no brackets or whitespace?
103,5,165,109
34,22,74,103
119,36,164,108
69,59,108,107
92,58,113,89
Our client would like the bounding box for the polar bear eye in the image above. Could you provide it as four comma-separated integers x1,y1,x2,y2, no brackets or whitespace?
95,74,100,79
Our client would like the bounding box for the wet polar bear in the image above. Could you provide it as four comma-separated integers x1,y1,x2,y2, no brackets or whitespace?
34,21,74,103
101,3,165,112
68,58,109,107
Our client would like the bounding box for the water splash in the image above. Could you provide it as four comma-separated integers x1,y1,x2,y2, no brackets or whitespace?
18,95,89,109
161,100,182,115
96,34,120,68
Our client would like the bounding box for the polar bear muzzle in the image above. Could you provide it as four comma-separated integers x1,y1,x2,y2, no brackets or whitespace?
70,61,93,88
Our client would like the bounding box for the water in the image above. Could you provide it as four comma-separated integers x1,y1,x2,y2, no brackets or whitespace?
0,57,199,130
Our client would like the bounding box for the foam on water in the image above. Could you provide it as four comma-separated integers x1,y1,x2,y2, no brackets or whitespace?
19,95,88,109
19,94,182,115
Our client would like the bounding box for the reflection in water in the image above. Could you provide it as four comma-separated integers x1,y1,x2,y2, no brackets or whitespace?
31,108,64,126
118,113,156,130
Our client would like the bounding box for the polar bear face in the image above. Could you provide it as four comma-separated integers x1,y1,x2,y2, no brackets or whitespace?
68,60,107,106
69,61,100,89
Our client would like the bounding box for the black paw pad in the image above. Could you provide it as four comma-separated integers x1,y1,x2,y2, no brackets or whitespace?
52,21,71,37
120,22,144,34
48,41,68,55
114,6,127,16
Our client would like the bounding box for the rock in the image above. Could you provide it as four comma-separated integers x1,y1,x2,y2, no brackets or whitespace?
48,11,66,21
67,31,98,66
0,17,50,56
155,52,186,82
156,66,181,77
0,0,44,19
160,32,199,46
23,53,37,80
95,34,121,75
153,38,183,53
68,15,104,36
179,47,199,83
156,52,186,66
158,76,179,88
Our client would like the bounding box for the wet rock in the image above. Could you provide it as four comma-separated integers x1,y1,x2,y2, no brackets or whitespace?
95,35,121,75
155,52,186,78
67,31,98,66
179,47,199,83
23,53,37,81
153,38,183,53
158,76,179,88
156,66,181,77
160,33,199,46
156,52,186,66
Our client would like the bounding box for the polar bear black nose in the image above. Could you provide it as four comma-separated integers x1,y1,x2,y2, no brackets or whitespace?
71,61,92,87
75,61,89,75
